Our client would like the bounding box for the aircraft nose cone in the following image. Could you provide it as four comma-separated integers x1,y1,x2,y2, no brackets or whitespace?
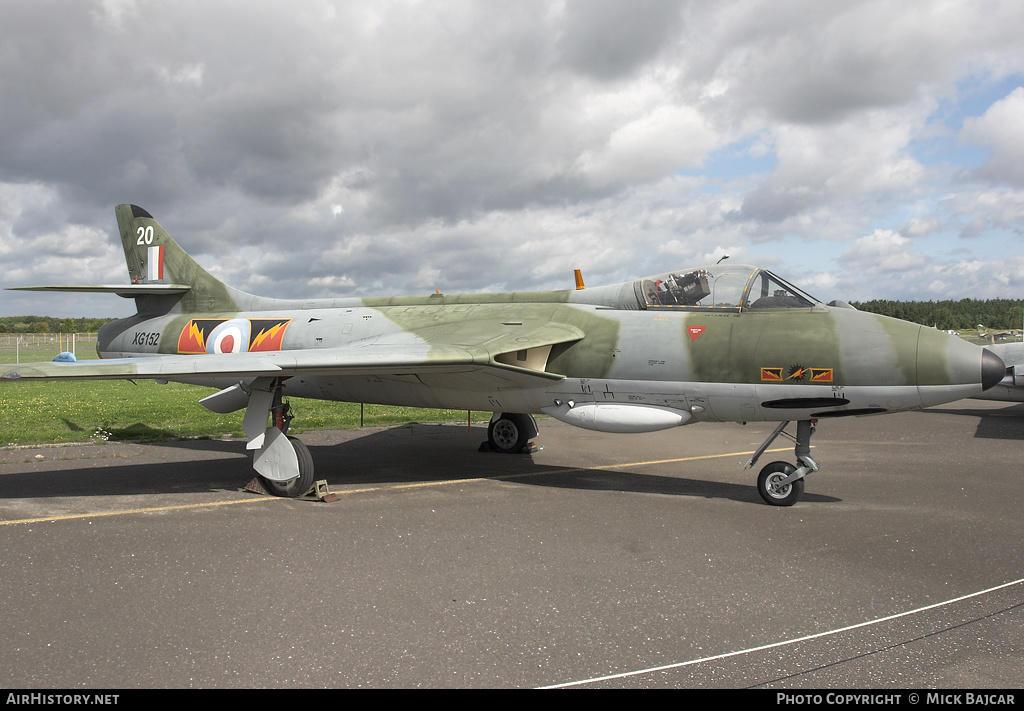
982,348,1006,391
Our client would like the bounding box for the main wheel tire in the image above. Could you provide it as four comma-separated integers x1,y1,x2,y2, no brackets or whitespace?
260,436,315,497
757,460,805,507
488,414,530,454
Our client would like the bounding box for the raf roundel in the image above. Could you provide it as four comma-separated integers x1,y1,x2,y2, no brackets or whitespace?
207,320,250,354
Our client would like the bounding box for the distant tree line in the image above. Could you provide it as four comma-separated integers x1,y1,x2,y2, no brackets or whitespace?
850,298,1024,331
0,316,114,334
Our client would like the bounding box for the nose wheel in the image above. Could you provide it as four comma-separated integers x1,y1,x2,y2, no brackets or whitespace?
746,420,819,506
756,461,805,506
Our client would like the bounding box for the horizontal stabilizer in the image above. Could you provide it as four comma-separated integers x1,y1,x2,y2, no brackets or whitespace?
7,284,191,298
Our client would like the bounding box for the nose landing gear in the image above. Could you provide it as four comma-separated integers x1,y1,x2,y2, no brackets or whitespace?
746,419,819,506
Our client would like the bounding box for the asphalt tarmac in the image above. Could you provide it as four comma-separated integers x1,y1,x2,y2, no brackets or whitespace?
1,400,1022,689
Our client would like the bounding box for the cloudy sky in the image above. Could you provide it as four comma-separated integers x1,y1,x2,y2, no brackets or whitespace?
2,0,1023,317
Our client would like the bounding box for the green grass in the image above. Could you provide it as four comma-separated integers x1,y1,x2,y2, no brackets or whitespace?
0,348,475,445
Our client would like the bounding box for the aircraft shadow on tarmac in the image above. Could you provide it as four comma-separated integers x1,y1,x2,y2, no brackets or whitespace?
920,402,1024,441
0,424,838,505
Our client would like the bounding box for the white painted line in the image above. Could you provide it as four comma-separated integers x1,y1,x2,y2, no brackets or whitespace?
540,577,1024,688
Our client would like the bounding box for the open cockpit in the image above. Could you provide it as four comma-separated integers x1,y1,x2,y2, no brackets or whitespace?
638,265,818,311
570,264,821,312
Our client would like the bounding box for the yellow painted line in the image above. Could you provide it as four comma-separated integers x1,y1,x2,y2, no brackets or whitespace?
328,446,794,495
0,446,792,526
0,496,279,527
586,447,792,471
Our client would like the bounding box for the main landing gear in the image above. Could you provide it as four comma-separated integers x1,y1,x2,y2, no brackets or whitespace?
243,377,315,497
485,413,539,454
745,419,819,506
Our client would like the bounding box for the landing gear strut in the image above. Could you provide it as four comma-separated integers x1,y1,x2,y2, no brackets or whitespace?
745,420,819,506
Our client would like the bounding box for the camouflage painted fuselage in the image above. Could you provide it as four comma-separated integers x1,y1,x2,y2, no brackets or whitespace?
94,278,995,430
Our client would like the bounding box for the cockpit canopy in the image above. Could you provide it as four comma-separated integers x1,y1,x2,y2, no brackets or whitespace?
635,265,818,311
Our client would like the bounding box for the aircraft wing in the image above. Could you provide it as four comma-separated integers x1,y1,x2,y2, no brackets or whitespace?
0,321,585,388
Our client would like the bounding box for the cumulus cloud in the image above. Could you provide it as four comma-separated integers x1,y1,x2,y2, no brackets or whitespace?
574,105,720,188
939,188,1024,239
740,111,927,223
961,87,1024,185
839,229,929,272
822,225,1024,301
557,0,685,80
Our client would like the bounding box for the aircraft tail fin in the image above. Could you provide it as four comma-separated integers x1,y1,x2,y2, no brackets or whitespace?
114,204,248,314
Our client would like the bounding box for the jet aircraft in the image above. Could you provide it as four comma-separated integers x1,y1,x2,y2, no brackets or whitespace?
977,324,1017,341
2,205,1005,505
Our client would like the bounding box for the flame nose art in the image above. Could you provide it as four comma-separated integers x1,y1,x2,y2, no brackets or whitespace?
982,349,1006,391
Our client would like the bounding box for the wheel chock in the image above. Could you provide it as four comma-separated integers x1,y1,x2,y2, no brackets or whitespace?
244,477,271,495
301,479,338,502
245,477,333,501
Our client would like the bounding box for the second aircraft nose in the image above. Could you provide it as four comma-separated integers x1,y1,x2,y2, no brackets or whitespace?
982,348,1006,391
